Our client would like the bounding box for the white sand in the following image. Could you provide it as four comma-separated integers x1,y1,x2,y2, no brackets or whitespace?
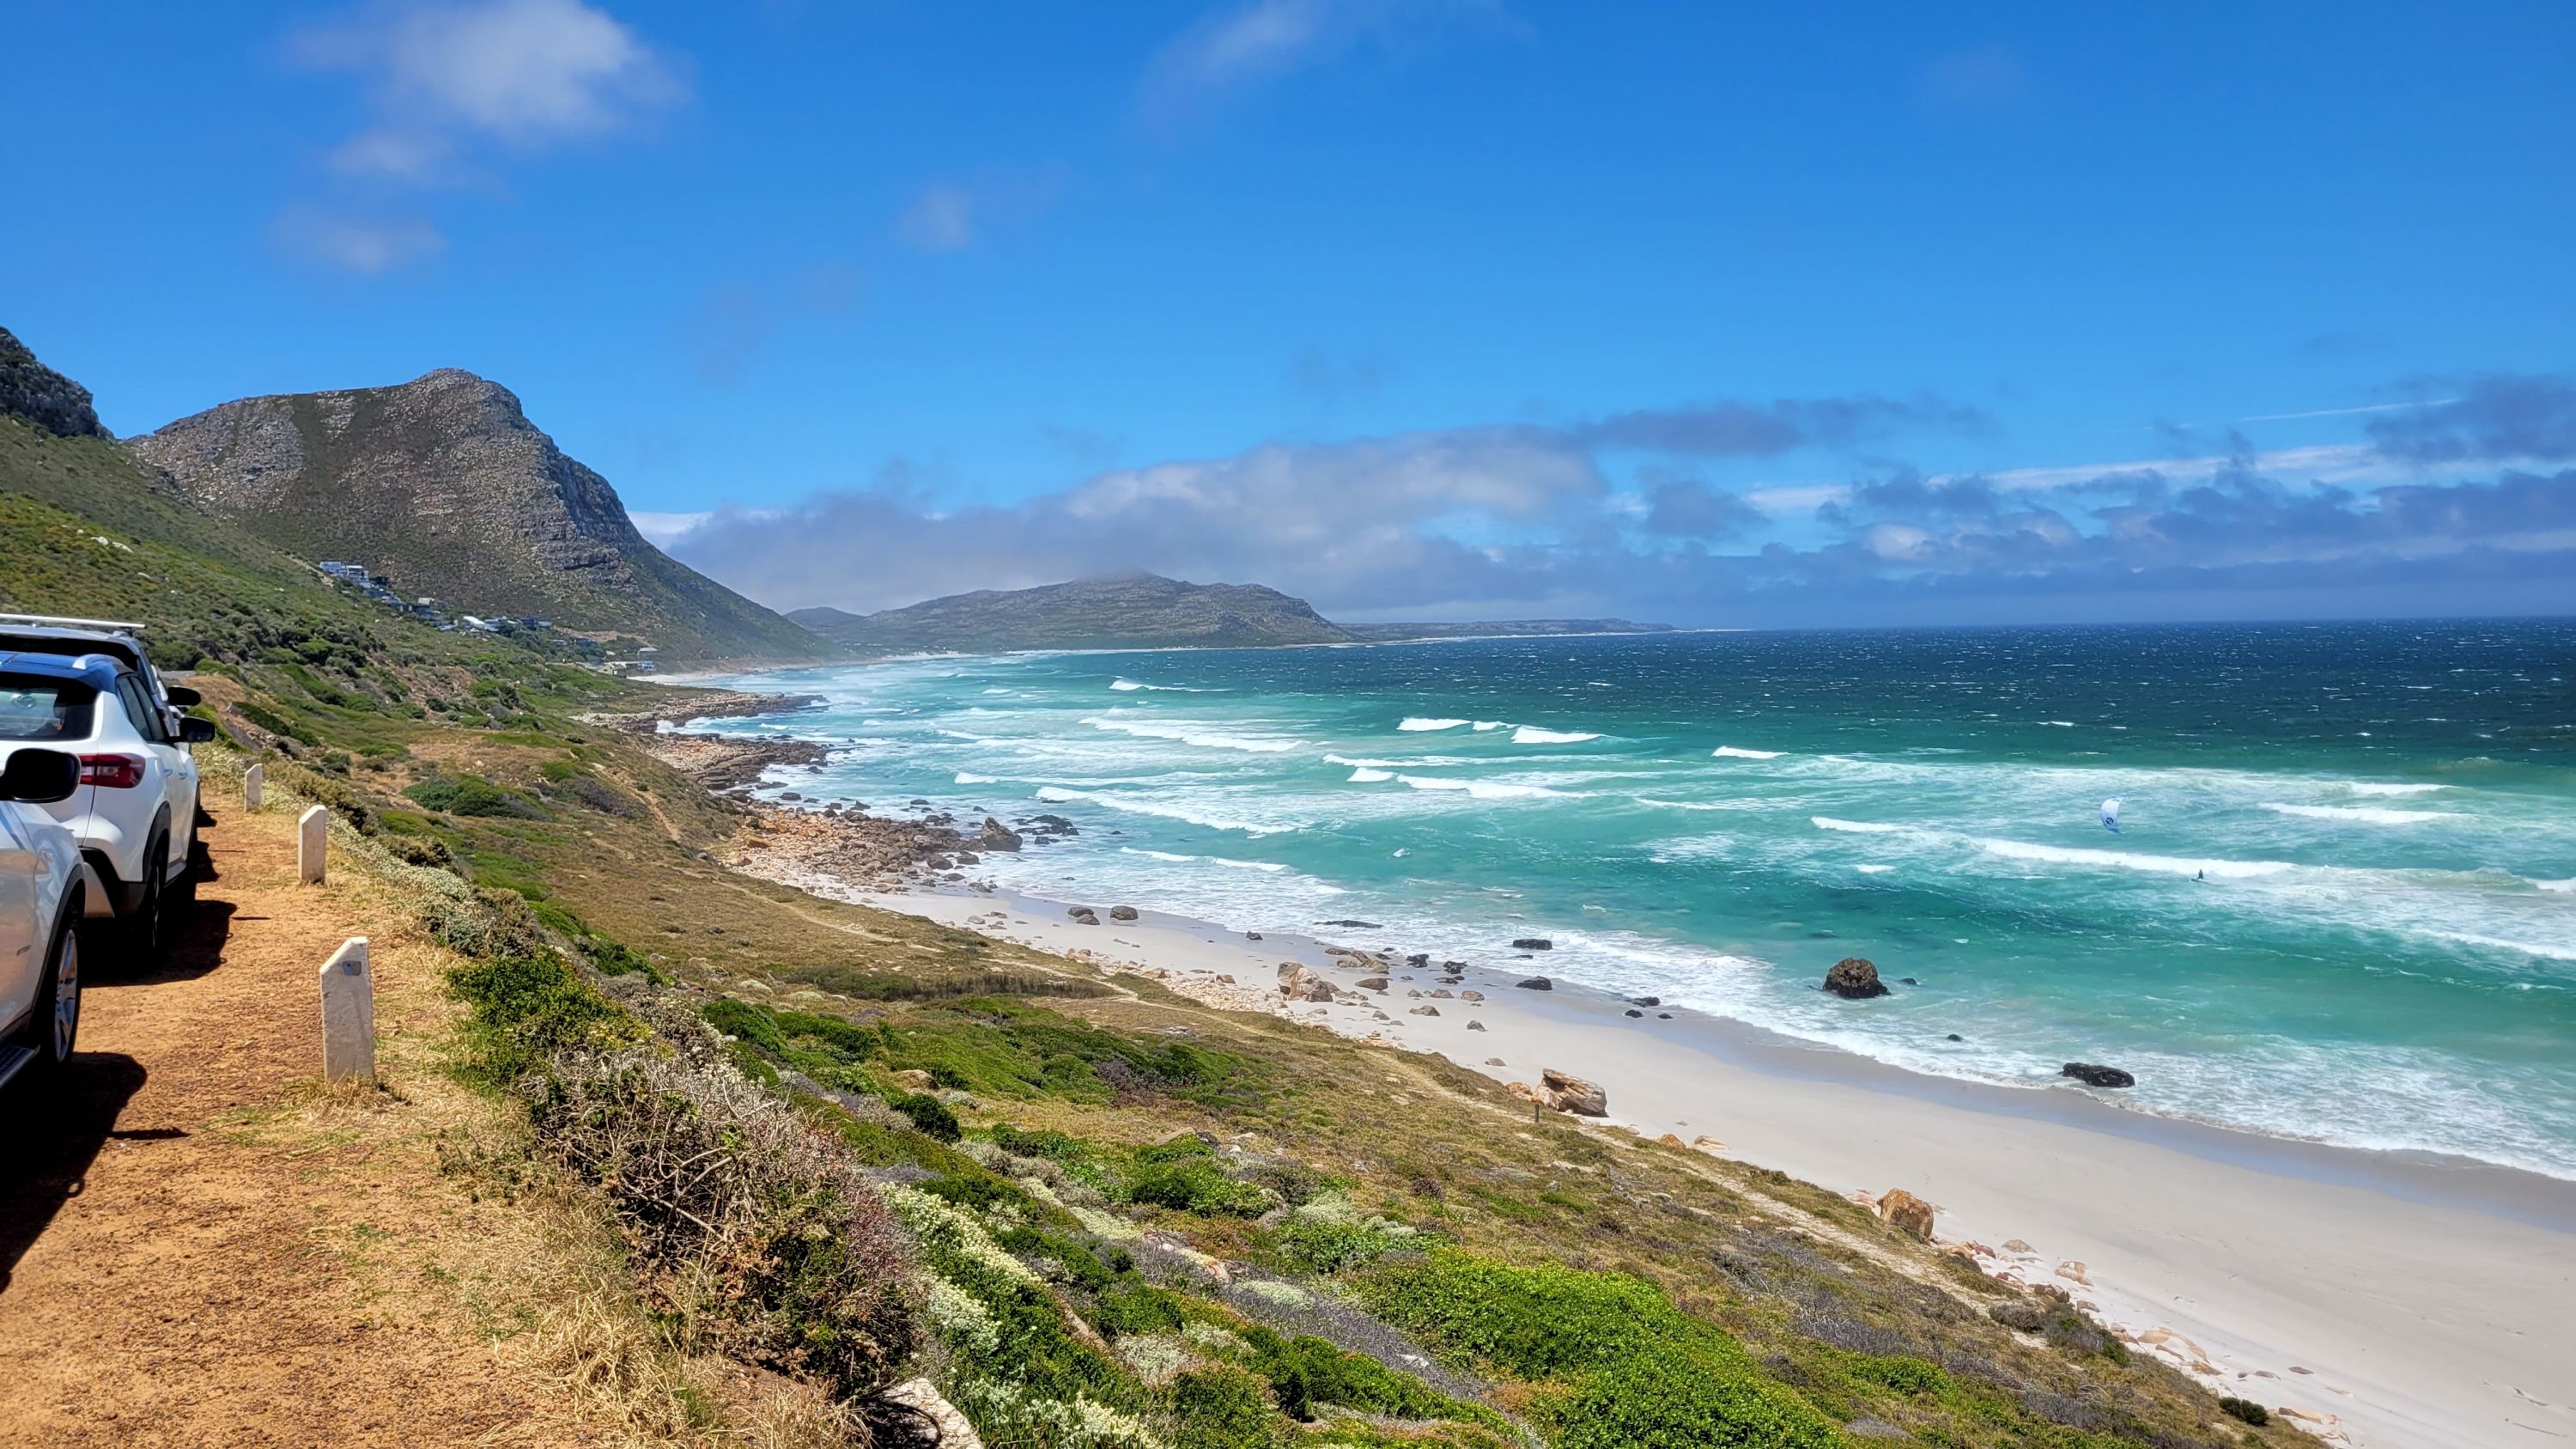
833,882,2576,1449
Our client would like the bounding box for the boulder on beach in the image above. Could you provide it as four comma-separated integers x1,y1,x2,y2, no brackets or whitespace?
1515,976,1552,991
1629,995,1662,1008
1540,1067,1607,1117
2061,1062,2136,1088
1624,1009,1643,1018
1823,957,1889,999
1877,1188,1936,1242
1109,905,1139,922
1245,931,1262,941
1512,937,1553,951
1354,976,1388,991
1068,906,1100,925
1277,962,1336,1002
1460,989,1484,1002
1409,1005,1440,1017
1405,953,1430,967
1467,1020,1486,1031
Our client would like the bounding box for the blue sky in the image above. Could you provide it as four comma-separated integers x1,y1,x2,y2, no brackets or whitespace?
5,1,2573,624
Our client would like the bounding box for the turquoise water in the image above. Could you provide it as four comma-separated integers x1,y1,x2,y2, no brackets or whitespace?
708,621,2576,1178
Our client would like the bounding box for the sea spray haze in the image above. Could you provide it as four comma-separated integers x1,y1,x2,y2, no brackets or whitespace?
708,620,2576,1177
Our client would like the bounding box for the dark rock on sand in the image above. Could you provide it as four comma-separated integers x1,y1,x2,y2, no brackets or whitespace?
1245,931,1262,941
1109,905,1139,922
1068,905,1100,926
1512,937,1553,951
1467,1020,1486,1031
1629,995,1662,1007
1624,1008,1643,1018
1354,977,1388,991
1319,918,1384,928
1515,976,1552,990
2062,1062,2136,1088
1946,1033,1964,1042
1823,957,1890,999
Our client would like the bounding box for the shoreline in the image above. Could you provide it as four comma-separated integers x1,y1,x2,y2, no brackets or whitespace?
648,685,2576,1447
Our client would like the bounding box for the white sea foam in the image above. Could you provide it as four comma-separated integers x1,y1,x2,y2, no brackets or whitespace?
1512,726,1601,744
1976,837,2295,880
1472,721,1506,731
2263,803,2461,825
1034,786,1296,835
2342,782,2447,796
1855,863,1896,874
1348,767,1394,782
1109,679,1145,691
1396,774,1570,801
2042,721,2077,727
954,771,998,785
1631,796,1740,812
1811,816,1905,834
1117,846,1290,873
1711,746,1783,760
1110,678,1208,692
2431,930,2576,961
1084,715,1301,753
1323,754,1400,768
2537,878,2576,894
1399,717,1470,732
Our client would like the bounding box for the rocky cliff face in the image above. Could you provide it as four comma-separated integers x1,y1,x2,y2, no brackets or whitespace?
0,326,111,440
790,571,1358,654
129,369,831,661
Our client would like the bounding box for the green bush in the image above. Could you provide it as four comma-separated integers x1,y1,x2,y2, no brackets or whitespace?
2219,1396,2270,1427
1357,1249,1833,1449
1170,1366,1282,1449
405,773,545,819
1125,1154,1270,1216
1243,1327,1466,1422
1277,1215,1413,1275
892,1092,962,1142
449,953,637,1086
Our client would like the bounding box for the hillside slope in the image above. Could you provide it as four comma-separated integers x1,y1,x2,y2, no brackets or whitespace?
128,368,833,662
791,570,1358,654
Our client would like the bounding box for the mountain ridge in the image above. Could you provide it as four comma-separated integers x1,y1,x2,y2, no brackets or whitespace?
790,571,1359,654
127,368,833,662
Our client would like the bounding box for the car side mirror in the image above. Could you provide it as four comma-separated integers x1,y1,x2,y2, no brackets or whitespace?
178,718,219,745
0,748,81,804
165,685,202,708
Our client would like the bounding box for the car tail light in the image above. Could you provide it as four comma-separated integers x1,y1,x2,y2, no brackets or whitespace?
79,752,146,788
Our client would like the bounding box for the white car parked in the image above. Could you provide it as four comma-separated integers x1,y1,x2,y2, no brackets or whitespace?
0,648,212,959
0,746,88,1090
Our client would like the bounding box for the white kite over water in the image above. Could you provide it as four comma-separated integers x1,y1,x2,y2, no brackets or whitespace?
2101,798,2123,834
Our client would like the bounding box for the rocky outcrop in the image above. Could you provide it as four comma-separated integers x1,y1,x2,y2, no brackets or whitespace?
2061,1062,2135,1088
0,326,110,439
1540,1067,1607,1117
1278,962,1336,1002
1877,1188,1936,1241
877,1376,985,1447
1823,957,1889,999
975,818,1023,852
1511,937,1553,951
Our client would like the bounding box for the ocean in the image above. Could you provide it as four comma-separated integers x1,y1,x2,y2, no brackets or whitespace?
705,619,2576,1178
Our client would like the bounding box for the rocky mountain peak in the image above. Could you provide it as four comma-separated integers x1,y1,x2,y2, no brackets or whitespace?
0,325,112,440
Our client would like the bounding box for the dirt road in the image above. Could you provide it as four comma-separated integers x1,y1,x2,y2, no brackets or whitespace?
0,807,547,1446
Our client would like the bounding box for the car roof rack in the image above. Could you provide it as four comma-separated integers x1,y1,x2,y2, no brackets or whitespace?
0,612,147,631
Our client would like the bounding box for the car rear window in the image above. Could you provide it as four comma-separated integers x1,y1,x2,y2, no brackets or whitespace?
0,674,97,741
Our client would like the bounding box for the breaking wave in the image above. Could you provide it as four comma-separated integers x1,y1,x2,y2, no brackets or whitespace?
1513,726,1602,745
1399,717,1470,732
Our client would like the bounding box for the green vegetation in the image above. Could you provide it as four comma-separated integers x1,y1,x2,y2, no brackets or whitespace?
2,347,2309,1448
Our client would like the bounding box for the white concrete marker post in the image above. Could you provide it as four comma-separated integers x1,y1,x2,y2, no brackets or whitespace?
297,805,327,885
242,761,264,812
319,936,375,1083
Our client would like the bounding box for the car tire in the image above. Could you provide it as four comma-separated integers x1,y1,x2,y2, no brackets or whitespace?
125,833,168,963
164,839,198,921
22,904,82,1076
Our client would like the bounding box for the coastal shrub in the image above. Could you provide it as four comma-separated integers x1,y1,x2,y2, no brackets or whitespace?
1170,1367,1279,1449
448,952,638,1087
2218,1396,2270,1427
2039,1306,2129,1364
1242,1326,1466,1422
1277,1213,1417,1275
892,1091,963,1142
987,1123,1091,1162
529,1046,914,1399
1092,1282,1192,1338
405,772,545,819
1124,1148,1272,1217
1355,1249,1833,1449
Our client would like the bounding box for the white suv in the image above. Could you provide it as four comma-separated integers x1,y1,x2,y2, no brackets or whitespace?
0,650,212,959
0,746,87,1090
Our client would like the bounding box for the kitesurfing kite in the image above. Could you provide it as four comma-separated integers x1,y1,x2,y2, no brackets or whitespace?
2100,798,2122,834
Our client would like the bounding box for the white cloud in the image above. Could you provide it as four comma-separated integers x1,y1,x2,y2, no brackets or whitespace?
896,183,976,253
1139,0,1511,121
270,206,447,273
295,0,684,149
629,509,712,545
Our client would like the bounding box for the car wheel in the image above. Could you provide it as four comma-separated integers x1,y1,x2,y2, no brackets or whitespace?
125,834,167,962
25,910,81,1074
165,839,198,920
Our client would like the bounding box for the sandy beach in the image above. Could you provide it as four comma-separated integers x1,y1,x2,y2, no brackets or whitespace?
740,861,2576,1449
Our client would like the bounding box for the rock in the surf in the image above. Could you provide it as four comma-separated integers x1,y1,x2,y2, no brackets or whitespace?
1540,1068,1607,1116
1877,1188,1936,1241
2061,1062,2136,1088
1823,957,1890,999
1512,937,1553,951
1515,976,1552,991
976,817,1023,851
